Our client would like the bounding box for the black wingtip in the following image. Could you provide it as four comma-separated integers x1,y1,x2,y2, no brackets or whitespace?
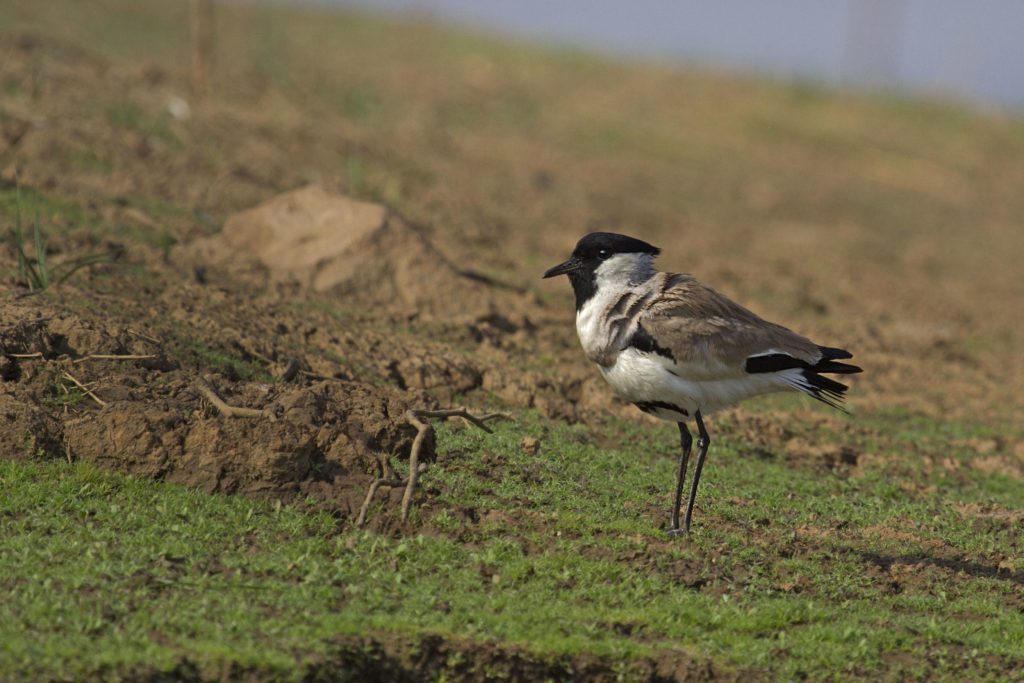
818,346,853,361
812,347,862,383
814,360,863,375
745,350,863,377
745,346,862,413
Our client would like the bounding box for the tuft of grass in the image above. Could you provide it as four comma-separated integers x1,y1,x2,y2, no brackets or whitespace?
41,378,87,409
169,338,273,383
9,182,122,291
12,192,48,290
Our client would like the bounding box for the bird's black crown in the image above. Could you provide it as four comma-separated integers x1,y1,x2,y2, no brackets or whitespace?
572,232,660,260
543,232,661,309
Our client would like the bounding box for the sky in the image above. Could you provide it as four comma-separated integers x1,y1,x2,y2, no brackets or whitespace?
280,0,1024,110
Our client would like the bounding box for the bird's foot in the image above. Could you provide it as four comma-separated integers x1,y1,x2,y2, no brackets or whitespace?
664,525,689,537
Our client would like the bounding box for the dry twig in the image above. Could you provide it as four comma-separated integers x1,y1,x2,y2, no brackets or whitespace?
196,378,265,419
126,328,162,344
410,408,509,434
5,351,157,363
62,371,107,407
247,349,275,366
72,354,156,364
355,478,405,528
356,407,510,527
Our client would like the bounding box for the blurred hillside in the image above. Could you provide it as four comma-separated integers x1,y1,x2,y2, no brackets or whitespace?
334,0,1024,109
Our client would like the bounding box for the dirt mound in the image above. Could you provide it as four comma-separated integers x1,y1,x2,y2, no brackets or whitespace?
183,185,500,318
0,295,440,524
63,379,430,505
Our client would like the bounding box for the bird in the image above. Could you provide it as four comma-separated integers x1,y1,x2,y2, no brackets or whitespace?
543,232,862,534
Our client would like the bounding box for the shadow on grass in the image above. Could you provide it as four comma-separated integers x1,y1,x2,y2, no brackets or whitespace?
119,633,723,683
857,550,1024,587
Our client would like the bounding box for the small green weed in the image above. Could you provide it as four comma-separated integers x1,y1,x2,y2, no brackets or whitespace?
41,385,87,410
171,338,273,382
10,183,121,291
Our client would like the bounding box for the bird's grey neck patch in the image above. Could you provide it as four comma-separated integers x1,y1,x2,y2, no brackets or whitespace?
595,253,656,289
567,253,656,312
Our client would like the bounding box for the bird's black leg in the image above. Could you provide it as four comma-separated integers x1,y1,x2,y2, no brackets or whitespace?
682,410,711,533
667,422,693,535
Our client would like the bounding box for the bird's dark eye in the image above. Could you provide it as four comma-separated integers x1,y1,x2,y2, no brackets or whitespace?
597,249,612,260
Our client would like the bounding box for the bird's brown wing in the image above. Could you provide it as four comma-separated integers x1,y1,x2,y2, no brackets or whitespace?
635,273,821,374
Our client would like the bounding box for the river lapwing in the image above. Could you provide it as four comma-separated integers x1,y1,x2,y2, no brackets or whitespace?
543,232,862,533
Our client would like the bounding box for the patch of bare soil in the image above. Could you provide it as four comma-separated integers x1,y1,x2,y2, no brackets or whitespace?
718,409,865,475
0,292,442,522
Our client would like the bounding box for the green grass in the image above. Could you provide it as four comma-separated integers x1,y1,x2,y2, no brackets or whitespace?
3,411,1022,681
6,185,121,290
168,338,273,383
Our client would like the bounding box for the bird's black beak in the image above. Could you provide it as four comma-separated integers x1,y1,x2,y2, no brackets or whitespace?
542,257,581,279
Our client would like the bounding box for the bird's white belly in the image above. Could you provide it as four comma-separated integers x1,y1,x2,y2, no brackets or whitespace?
599,348,790,418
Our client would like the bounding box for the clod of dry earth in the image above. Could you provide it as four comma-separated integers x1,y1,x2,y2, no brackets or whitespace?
184,184,501,318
